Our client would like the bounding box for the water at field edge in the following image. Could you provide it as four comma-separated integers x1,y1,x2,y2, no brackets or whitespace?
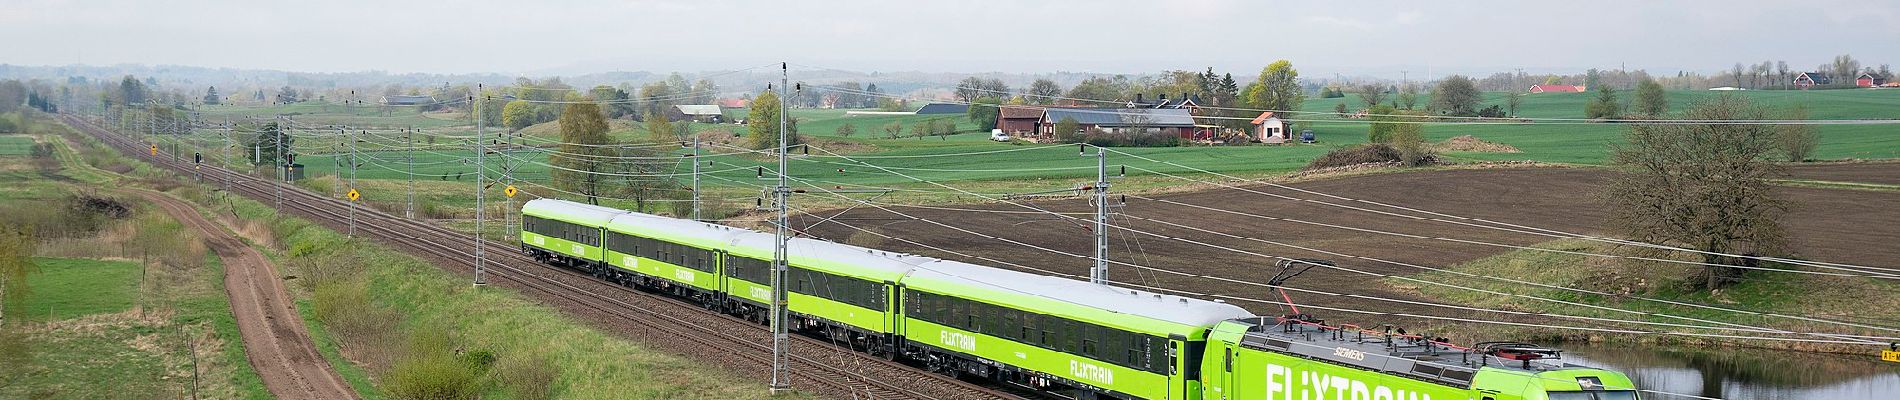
1561,343,1900,400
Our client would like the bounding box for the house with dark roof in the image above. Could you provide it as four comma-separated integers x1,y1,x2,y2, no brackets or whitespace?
915,103,969,115
1528,84,1586,93
380,95,435,106
1857,73,1888,88
997,105,1045,135
1794,72,1833,89
1038,108,1195,139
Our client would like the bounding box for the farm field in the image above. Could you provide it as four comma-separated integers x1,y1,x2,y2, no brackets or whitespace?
790,163,1900,340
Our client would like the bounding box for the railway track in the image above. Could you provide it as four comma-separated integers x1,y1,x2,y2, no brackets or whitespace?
65,115,1022,400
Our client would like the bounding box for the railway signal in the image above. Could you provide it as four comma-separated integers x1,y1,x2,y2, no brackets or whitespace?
149,143,158,156
503,185,517,198
346,188,360,202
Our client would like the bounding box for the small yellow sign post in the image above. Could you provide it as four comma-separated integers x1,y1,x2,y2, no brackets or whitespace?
149,144,158,156
346,189,360,202
503,185,517,198
1882,350,1900,363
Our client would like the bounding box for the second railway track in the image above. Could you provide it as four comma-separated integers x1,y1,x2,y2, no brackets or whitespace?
66,115,1023,400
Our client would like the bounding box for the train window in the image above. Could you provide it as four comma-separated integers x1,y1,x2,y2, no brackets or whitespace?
1223,348,1232,372
1082,339,1098,357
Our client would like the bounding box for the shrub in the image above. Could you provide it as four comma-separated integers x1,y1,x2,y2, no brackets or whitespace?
490,352,559,400
1304,143,1401,170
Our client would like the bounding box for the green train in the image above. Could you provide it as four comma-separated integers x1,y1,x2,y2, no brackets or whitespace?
520,199,1641,400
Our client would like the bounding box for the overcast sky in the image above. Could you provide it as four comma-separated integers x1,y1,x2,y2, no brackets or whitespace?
4,0,1897,78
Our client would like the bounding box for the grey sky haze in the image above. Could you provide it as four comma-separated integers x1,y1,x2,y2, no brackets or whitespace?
4,0,1897,78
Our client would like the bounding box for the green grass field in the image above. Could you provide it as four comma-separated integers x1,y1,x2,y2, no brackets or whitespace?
11,257,142,321
133,88,1900,214
0,135,34,156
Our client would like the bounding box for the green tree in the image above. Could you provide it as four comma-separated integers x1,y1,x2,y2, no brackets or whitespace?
552,102,613,204
502,100,537,131
203,86,220,105
909,120,928,139
1777,105,1819,162
1366,104,1401,143
1397,84,1419,110
591,85,634,119
931,119,957,138
836,123,858,137
1244,60,1303,113
1428,75,1481,116
1391,121,1430,167
645,113,675,143
1066,76,1131,102
1585,86,1621,119
747,91,799,150
475,96,506,126
1028,79,1063,104
967,96,1001,130
1605,95,1787,291
881,121,902,139
1333,103,1348,115
241,122,292,166
1355,84,1385,108
1053,116,1082,143
1505,91,1523,117
1633,77,1668,117
117,75,148,106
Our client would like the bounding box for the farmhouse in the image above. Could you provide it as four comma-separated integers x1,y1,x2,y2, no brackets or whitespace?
997,105,1044,135
915,103,969,115
670,105,725,123
380,95,435,105
1794,72,1833,89
1528,84,1586,93
1039,108,1194,138
1251,111,1289,144
1857,73,1889,88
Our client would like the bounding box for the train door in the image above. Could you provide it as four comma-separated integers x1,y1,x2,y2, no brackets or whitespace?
1220,346,1233,400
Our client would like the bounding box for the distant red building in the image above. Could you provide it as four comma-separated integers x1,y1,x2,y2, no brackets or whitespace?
1857,73,1888,88
997,105,1044,135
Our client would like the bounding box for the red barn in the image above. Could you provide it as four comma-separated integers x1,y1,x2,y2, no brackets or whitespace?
997,105,1044,136
1858,73,1888,88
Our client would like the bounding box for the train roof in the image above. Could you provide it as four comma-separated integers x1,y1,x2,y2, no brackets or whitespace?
604,210,745,251
522,199,628,225
726,231,932,282
903,259,1254,336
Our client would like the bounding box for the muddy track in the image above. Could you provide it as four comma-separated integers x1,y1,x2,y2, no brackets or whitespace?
130,189,361,400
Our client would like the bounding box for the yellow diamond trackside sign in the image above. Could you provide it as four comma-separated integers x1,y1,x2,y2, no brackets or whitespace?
503,185,517,198
1883,350,1900,363
346,189,360,201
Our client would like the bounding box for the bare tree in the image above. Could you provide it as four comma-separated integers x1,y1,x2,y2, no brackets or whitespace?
1355,84,1386,109
1605,95,1788,290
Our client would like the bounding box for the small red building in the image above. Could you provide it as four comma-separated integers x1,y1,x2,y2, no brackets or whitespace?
1857,73,1888,88
997,105,1044,135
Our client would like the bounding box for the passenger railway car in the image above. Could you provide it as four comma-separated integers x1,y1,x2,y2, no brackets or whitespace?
518,199,1639,400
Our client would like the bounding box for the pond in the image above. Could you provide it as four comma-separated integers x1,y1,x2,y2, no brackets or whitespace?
1562,343,1900,400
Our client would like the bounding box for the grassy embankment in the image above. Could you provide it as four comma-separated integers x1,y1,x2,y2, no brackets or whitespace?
71,112,802,398
0,115,270,398
1382,239,1900,354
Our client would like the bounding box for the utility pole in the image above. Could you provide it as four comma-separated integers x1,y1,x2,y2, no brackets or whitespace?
348,128,358,238
473,94,487,287
405,127,415,219
1084,144,1110,284
769,62,792,395
223,118,231,193
276,116,287,213
689,136,701,221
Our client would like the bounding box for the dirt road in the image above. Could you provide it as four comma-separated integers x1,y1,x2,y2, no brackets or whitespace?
132,190,360,400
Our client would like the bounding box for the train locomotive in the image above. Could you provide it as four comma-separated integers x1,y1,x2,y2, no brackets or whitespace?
521,198,1639,400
